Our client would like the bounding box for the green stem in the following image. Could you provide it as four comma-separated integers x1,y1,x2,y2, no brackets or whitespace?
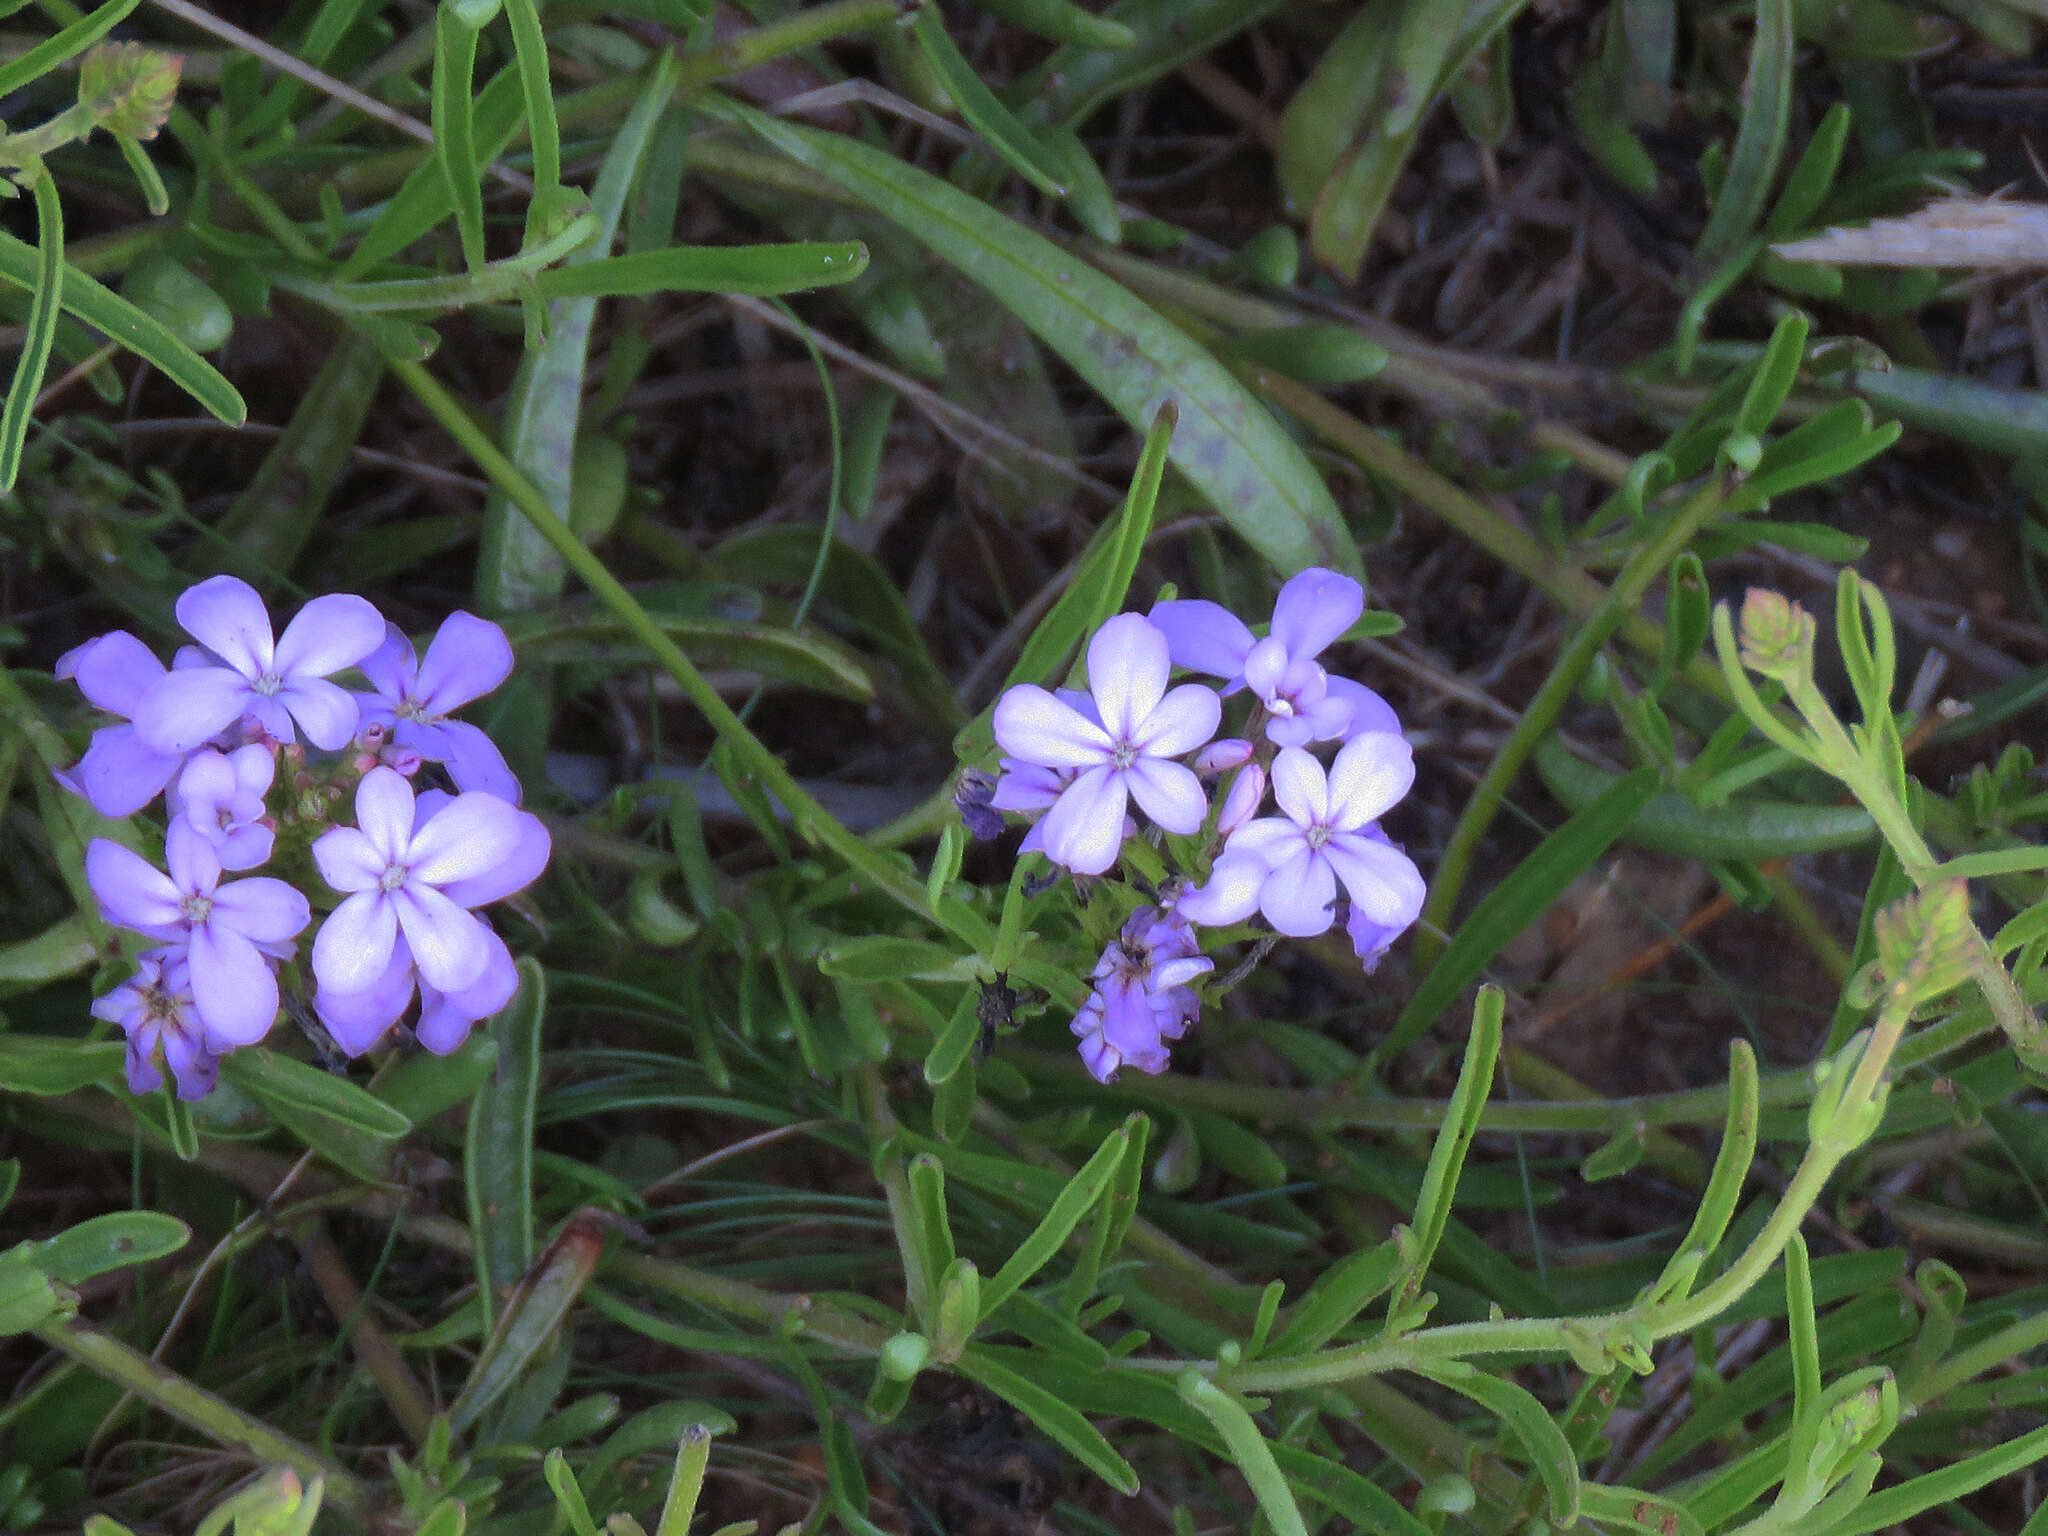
388,358,980,943
34,1318,370,1512
670,0,905,93
1415,477,1731,968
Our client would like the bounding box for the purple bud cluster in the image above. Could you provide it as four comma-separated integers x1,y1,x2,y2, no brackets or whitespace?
59,576,548,1099
984,569,1426,1083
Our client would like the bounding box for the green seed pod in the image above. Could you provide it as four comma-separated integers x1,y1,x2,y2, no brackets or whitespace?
930,1258,980,1362
879,1330,931,1382
625,870,701,948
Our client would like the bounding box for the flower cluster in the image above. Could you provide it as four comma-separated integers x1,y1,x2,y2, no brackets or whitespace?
984,569,1426,1083
61,576,548,1098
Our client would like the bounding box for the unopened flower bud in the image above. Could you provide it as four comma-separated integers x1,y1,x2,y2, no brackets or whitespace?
79,43,182,141
1215,763,1265,835
1193,738,1255,775
1737,588,1815,685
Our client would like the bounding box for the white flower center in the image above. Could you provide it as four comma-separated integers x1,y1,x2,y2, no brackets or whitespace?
396,695,434,723
1305,823,1332,851
379,864,410,894
1268,696,1295,717
252,672,283,697
180,893,213,924
1109,737,1139,770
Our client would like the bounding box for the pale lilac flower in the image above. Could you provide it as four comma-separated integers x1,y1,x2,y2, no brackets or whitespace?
92,945,222,1100
1192,738,1255,775
312,785,546,1054
1179,735,1426,940
170,745,276,870
86,823,310,1044
354,613,520,802
54,631,188,817
1071,905,1212,1082
133,576,384,754
1150,568,1399,747
312,768,534,1000
992,615,1220,875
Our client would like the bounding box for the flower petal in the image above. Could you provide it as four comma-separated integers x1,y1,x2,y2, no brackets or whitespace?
412,611,514,713
175,575,274,678
63,631,166,717
1270,567,1363,661
315,942,415,1057
1216,763,1266,835
1325,731,1415,829
86,839,183,930
215,824,276,871
131,666,253,754
61,726,182,818
417,925,517,1053
1259,847,1338,937
312,826,386,893
187,923,280,1045
1223,816,1302,866
210,875,311,944
394,885,491,993
1322,833,1428,927
1241,635,1291,705
355,625,417,703
277,676,362,750
1034,765,1129,875
353,766,418,865
1176,849,1267,926
993,685,1111,769
438,810,550,908
425,719,522,803
989,759,1065,813
164,820,221,896
405,789,524,888
272,593,387,679
313,892,400,995
1084,614,1169,740
1324,676,1401,739
1145,599,1254,680
228,742,276,798
1124,757,1208,835
1269,747,1329,829
1131,682,1221,758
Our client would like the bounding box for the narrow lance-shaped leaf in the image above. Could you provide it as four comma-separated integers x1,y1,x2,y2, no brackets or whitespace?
714,98,1359,581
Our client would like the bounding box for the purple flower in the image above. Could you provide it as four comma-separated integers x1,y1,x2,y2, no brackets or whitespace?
1150,568,1399,747
133,576,385,754
312,784,547,1055
312,768,537,1000
991,614,1220,875
354,612,520,802
170,745,276,871
1179,734,1426,940
1071,905,1212,1082
86,823,310,1044
92,946,222,1100
55,631,188,817
1215,762,1266,836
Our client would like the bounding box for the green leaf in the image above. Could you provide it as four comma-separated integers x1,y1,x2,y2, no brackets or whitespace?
0,0,142,100
911,8,1071,199
977,1117,1132,1321
33,1211,188,1282
1412,1360,1579,1523
0,174,64,493
506,608,875,702
1386,767,1661,1059
532,242,870,299
1693,0,1794,270
1178,1372,1309,1536
955,1346,1138,1493
0,913,96,993
1388,989,1501,1321
0,1036,124,1095
432,6,487,275
221,1050,412,1137
716,98,1359,580
0,232,243,425
468,959,545,1327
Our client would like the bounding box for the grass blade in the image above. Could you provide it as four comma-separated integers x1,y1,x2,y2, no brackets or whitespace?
0,174,64,493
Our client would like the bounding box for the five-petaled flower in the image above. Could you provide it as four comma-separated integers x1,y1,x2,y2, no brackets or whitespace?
133,575,384,754
1150,568,1398,747
312,768,531,1003
86,823,310,1044
354,612,521,802
313,786,549,1056
1180,734,1426,939
171,744,277,871
54,630,188,817
992,614,1220,875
